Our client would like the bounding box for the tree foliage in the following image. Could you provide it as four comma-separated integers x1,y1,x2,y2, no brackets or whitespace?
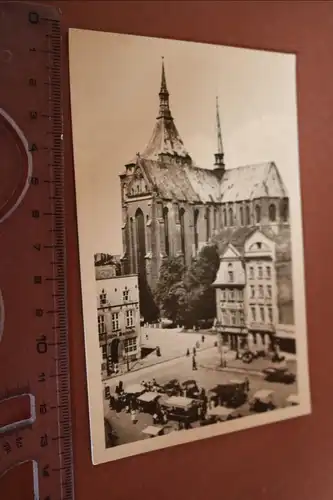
153,245,220,327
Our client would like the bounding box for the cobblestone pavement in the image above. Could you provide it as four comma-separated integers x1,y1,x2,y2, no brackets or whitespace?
104,329,219,379
103,351,298,447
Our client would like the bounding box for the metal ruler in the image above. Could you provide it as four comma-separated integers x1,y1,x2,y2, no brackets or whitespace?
0,2,73,499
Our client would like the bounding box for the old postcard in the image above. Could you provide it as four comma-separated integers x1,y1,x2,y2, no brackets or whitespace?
69,28,311,464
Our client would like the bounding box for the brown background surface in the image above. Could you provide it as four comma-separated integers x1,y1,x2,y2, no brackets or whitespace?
27,1,333,498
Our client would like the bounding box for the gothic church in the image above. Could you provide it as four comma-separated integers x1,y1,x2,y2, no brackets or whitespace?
119,60,291,320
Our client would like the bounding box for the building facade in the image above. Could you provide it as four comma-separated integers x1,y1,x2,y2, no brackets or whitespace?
96,274,141,378
212,227,295,352
118,60,293,328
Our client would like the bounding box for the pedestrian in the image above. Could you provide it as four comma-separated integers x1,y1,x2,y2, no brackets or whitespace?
193,346,196,356
201,334,205,343
245,377,250,392
192,355,197,371
162,409,168,424
186,348,190,357
131,408,137,424
153,412,158,425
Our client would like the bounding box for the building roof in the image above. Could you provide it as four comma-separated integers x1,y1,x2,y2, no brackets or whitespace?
220,162,288,203
123,62,288,205
140,59,192,163
213,225,292,262
141,114,191,161
213,227,256,255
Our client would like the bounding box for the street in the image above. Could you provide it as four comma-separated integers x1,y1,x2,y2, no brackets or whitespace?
103,350,298,447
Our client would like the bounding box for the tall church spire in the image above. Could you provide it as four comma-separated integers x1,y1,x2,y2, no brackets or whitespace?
140,58,192,163
158,57,172,119
214,96,225,170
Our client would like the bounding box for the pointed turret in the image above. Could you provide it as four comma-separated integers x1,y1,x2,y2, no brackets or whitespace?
158,57,172,119
140,58,192,164
214,96,225,175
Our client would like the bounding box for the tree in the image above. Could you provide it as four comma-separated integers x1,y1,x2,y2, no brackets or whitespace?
153,245,220,327
154,256,186,322
184,244,220,324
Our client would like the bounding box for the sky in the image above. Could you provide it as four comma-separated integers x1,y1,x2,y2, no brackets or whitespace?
69,29,299,256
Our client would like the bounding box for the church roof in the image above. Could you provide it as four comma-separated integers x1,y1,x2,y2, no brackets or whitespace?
140,59,191,162
142,159,199,202
141,116,190,160
123,61,288,206
220,162,288,203
184,166,221,203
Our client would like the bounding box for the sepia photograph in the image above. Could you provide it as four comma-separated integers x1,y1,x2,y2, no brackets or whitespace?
69,29,311,464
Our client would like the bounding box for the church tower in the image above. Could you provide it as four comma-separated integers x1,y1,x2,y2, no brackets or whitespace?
213,96,225,178
140,58,192,165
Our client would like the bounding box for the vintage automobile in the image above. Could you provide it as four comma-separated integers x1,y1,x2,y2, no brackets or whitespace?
161,396,200,424
181,380,200,399
161,379,182,397
206,406,241,422
142,425,165,439
285,393,299,407
249,389,276,413
209,380,248,408
136,391,164,414
262,366,296,384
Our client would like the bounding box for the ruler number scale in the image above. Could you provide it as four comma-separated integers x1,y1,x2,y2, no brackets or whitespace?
0,3,73,500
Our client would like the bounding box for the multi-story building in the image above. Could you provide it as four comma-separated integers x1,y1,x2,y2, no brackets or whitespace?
212,226,295,353
213,239,247,350
96,274,141,378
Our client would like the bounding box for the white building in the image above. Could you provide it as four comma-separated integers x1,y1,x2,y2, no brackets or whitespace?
212,227,295,353
96,274,141,378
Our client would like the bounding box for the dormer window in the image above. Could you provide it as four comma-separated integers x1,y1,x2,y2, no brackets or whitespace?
100,289,107,305
255,205,261,223
228,263,234,283
269,204,276,222
281,199,289,222
123,289,129,302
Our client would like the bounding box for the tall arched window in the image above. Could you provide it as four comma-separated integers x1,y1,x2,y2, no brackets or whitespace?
213,207,218,231
245,205,251,225
193,209,199,251
135,208,146,277
179,208,186,258
240,206,244,226
206,206,211,241
255,205,261,224
229,207,233,226
269,204,276,222
146,214,151,253
223,208,227,226
163,207,169,255
280,199,289,222
130,217,136,273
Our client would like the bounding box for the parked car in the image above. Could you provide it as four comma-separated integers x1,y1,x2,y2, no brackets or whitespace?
262,367,296,384
209,380,248,409
249,390,276,413
182,380,200,399
161,396,200,424
162,379,182,396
